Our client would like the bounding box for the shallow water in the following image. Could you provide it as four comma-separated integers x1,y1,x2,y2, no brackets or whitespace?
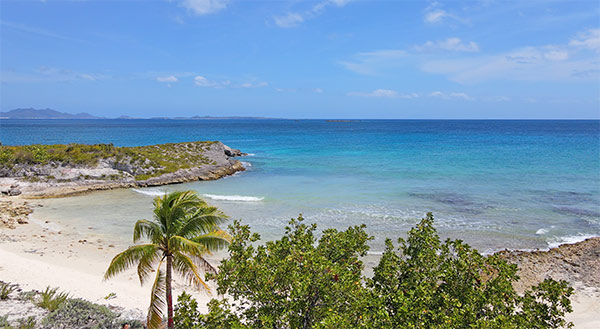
3,119,599,253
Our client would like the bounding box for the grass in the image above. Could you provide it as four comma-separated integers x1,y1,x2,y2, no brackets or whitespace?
36,286,69,312
0,282,18,300
0,141,219,181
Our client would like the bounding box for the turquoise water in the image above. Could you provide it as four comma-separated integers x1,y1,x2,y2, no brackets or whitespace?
1,119,599,253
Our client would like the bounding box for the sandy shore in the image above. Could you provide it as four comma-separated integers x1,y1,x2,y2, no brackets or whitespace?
0,195,598,327
0,196,219,320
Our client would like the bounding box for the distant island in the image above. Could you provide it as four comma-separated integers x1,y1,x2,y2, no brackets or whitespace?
0,108,103,119
0,108,276,120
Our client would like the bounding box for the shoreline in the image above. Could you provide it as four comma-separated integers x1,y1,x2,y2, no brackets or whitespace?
0,196,598,327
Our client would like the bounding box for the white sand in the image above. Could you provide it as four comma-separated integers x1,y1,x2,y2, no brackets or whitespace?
0,201,218,320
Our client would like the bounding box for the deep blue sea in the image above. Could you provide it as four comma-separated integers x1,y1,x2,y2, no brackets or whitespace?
1,119,599,254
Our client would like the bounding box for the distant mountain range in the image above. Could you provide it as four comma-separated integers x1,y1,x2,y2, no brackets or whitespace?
0,108,102,119
0,108,274,120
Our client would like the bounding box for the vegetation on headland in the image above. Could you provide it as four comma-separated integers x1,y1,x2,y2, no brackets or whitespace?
173,212,573,329
0,142,219,181
104,191,231,329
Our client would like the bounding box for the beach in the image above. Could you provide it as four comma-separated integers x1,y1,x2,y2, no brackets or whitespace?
1,194,599,327
0,196,219,322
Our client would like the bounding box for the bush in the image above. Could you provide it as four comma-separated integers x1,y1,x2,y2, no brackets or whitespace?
0,315,10,329
174,213,574,329
0,282,18,300
41,298,144,329
36,286,69,311
369,212,574,328
15,317,35,329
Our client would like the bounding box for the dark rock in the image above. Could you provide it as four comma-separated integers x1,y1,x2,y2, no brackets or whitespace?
8,187,21,196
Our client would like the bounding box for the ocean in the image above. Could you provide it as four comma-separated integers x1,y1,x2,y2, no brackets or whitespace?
1,119,599,254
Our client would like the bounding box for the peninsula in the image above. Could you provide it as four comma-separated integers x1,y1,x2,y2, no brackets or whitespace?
0,141,246,198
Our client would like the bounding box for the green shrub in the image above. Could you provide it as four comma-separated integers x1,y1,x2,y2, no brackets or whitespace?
41,298,143,329
0,315,11,329
368,212,574,328
174,213,574,329
0,281,18,300
15,317,35,329
36,286,69,311
174,292,202,329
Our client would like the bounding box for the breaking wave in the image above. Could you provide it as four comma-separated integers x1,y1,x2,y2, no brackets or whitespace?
203,194,264,202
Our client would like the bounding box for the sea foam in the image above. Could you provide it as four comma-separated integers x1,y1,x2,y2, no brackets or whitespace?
131,188,167,197
203,194,264,202
548,234,600,249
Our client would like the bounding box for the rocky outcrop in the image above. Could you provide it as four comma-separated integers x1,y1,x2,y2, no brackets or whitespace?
0,200,33,228
497,238,600,293
0,141,247,198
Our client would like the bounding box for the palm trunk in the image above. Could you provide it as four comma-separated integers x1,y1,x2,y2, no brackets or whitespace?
166,254,174,329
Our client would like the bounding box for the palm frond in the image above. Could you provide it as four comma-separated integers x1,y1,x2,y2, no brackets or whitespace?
133,219,164,244
176,210,229,238
168,236,209,257
136,246,162,285
189,254,219,276
104,244,159,280
191,229,232,253
147,261,166,329
172,252,211,292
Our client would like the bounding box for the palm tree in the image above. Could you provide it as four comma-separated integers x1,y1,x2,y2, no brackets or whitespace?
104,190,230,329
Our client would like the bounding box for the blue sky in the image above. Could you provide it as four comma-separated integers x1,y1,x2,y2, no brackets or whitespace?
1,0,599,119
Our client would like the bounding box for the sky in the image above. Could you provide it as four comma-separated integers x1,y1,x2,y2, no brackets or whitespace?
1,0,599,119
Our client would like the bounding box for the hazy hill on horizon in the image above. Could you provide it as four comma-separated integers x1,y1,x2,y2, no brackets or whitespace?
0,108,102,119
0,108,275,120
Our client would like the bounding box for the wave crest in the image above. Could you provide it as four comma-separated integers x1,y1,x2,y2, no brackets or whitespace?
203,194,264,202
131,188,166,196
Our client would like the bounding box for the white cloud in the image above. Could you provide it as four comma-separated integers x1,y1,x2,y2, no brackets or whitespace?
429,91,474,100
157,75,178,83
342,29,599,83
273,0,352,28
543,49,568,61
348,89,419,99
273,13,304,28
423,2,466,25
240,81,268,88
415,38,480,52
421,43,594,83
179,0,229,16
339,49,406,75
194,75,230,87
313,88,324,93
424,10,448,23
569,28,600,52
275,88,297,93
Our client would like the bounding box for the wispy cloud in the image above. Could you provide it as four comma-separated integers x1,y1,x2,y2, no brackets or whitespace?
421,42,596,83
569,28,600,52
339,50,406,75
429,91,474,100
348,89,418,99
0,21,88,43
347,89,475,100
156,75,178,83
179,0,229,15
240,81,268,88
194,75,230,87
341,29,599,83
273,13,305,28
272,0,352,28
1,66,107,83
423,2,466,25
415,38,480,52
